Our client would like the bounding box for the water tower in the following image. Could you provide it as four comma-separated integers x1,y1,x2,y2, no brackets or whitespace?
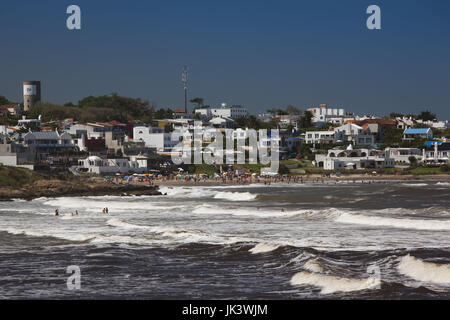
23,81,41,111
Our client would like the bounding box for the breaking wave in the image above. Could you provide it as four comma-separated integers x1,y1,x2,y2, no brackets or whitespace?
335,212,450,231
213,191,257,201
249,243,280,254
290,271,380,294
397,255,450,285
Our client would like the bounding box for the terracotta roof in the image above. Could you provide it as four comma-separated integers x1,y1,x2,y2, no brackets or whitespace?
0,104,19,109
353,119,397,126
173,109,186,113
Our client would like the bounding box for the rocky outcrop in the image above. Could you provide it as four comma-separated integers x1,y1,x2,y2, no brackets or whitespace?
0,179,161,201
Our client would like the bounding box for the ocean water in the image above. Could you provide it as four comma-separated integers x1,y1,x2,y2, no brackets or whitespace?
0,181,449,299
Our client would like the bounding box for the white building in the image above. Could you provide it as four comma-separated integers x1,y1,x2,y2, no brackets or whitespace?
315,145,395,170
67,123,106,138
334,123,374,146
305,131,335,144
18,115,41,129
307,104,346,126
210,104,248,119
385,148,422,163
422,142,449,164
23,130,74,149
209,116,234,128
133,126,179,152
403,128,433,140
76,156,148,174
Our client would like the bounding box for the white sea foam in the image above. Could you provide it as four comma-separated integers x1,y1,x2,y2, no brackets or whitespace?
43,197,182,212
158,186,210,198
0,226,93,242
290,271,380,294
107,218,150,230
192,204,324,218
335,212,450,231
249,243,280,254
303,259,324,273
159,186,258,201
402,183,428,187
436,182,450,186
213,191,257,201
397,255,450,285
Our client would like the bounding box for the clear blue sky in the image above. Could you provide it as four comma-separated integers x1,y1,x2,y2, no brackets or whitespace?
1,0,449,119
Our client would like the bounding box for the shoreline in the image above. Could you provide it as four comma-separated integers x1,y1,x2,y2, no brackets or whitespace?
1,174,448,201
154,174,450,186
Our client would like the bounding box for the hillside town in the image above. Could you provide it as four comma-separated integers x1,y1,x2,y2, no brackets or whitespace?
0,81,449,179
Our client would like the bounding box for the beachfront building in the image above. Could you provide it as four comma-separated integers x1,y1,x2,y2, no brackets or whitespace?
422,142,450,164
403,128,433,141
76,155,148,174
385,148,423,164
315,145,395,170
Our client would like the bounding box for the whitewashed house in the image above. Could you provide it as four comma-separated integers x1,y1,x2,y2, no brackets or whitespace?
315,145,394,170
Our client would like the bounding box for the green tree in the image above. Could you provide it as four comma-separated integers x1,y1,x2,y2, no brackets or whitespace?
417,110,437,122
190,97,204,108
298,111,313,129
0,95,10,105
286,105,301,115
389,112,404,118
408,156,418,167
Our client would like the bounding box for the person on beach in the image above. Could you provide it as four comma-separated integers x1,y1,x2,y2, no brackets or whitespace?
55,209,59,216
75,210,78,216
105,207,109,214
102,208,105,214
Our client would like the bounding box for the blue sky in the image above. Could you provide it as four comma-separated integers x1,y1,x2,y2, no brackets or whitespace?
1,0,449,119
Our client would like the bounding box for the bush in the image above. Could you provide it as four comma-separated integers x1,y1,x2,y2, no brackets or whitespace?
440,164,450,173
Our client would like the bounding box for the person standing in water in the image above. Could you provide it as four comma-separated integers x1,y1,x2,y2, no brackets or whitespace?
105,207,109,214
55,209,59,216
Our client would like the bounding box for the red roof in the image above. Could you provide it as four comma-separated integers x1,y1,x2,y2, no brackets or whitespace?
0,104,19,109
173,109,186,113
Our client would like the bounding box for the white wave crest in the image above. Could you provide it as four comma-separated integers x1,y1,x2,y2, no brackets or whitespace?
213,191,257,201
192,204,331,218
249,243,280,254
290,271,380,294
402,183,428,187
335,212,450,231
397,255,450,285
0,226,93,242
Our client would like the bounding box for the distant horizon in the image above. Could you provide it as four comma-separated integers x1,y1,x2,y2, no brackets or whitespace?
1,0,449,119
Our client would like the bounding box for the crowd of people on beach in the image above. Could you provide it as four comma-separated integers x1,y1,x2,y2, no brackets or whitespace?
105,172,387,186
